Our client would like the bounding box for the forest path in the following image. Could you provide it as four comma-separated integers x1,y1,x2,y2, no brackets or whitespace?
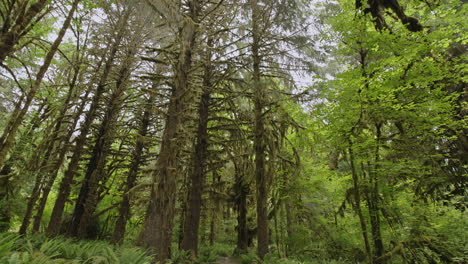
216,256,242,264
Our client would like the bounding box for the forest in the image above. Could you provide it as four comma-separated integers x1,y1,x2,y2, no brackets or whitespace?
0,0,466,263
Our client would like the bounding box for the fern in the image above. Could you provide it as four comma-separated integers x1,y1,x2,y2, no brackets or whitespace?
0,233,19,259
0,233,152,263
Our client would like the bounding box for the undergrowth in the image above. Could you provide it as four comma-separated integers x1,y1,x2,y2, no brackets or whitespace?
0,232,152,264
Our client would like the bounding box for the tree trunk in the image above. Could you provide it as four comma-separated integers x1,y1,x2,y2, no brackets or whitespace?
19,171,43,234
138,2,199,262
31,51,86,233
31,174,54,233
209,171,222,247
18,104,53,235
0,0,48,64
236,168,249,253
111,81,156,244
46,13,128,235
368,123,384,257
0,165,12,232
284,200,293,257
348,141,373,263
69,54,133,238
0,0,79,170
251,0,269,258
180,89,209,257
180,39,212,258
209,209,216,246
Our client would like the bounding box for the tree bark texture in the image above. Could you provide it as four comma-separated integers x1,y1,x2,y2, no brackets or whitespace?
251,0,269,258
368,123,384,257
180,40,212,258
138,1,200,262
0,165,12,232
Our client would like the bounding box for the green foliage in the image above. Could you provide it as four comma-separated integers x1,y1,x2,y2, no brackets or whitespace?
0,233,152,264
239,253,258,264
168,246,191,264
238,252,350,264
0,0,465,263
197,243,232,263
0,233,19,259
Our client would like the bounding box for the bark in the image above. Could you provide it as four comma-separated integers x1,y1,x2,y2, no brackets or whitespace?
138,1,200,262
0,0,79,170
209,208,215,246
368,123,384,257
0,0,48,64
0,165,12,232
180,90,209,257
18,103,52,235
31,51,86,233
46,13,128,235
180,39,212,258
284,200,293,257
348,140,373,263
1,102,47,233
111,82,156,244
19,171,43,234
69,53,133,238
235,168,249,253
251,0,269,258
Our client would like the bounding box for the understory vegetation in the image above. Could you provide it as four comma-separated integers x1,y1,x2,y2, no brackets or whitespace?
0,0,466,263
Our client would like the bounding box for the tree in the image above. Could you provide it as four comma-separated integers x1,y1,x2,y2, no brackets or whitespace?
180,38,213,258
0,0,50,64
137,0,201,262
46,4,130,235
0,0,80,171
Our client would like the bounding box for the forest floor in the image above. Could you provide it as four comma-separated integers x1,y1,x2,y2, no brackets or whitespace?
217,256,242,264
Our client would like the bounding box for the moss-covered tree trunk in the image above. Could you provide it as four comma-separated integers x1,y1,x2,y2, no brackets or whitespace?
235,165,249,253
367,123,384,258
0,164,12,232
18,103,54,235
111,80,157,244
138,1,200,262
69,51,133,238
46,12,128,235
251,0,269,258
348,141,372,263
30,53,86,233
180,39,212,258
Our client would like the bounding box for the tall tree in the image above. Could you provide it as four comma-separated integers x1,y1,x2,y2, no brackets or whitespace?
250,0,269,258
68,37,136,237
111,79,157,244
46,8,130,235
180,38,213,258
0,0,80,170
138,0,200,262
